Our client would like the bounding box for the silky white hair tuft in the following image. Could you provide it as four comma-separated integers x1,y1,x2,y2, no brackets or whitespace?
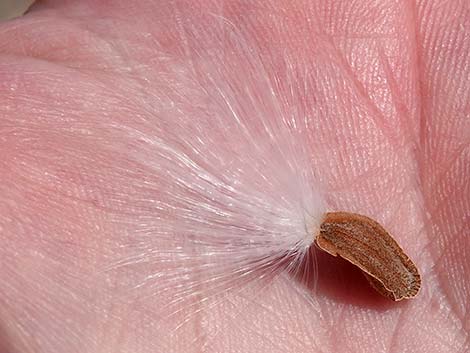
104,9,327,326
0,3,331,349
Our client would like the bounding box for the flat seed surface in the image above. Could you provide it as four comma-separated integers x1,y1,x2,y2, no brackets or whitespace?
315,212,421,301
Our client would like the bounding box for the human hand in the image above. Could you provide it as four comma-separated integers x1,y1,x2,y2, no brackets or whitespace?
0,1,468,352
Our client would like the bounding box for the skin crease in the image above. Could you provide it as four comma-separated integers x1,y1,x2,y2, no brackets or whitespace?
0,0,469,352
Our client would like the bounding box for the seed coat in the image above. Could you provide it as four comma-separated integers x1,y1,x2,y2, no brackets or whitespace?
315,212,421,301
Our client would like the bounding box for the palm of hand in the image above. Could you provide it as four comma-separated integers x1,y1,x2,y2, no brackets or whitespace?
0,1,468,352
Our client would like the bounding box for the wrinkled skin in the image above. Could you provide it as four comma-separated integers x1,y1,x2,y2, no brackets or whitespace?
0,1,469,352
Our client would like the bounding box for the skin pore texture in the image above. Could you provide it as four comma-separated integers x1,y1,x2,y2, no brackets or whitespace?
0,1,469,352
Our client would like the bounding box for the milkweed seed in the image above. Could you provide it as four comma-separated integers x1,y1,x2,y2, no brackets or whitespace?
315,212,421,301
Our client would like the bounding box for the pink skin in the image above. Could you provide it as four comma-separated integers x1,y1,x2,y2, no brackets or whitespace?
1,1,469,352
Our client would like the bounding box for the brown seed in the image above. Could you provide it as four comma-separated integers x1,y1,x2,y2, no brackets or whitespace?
315,212,421,301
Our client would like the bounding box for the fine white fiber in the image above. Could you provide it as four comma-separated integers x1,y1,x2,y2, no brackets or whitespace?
105,7,327,327
0,3,327,349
